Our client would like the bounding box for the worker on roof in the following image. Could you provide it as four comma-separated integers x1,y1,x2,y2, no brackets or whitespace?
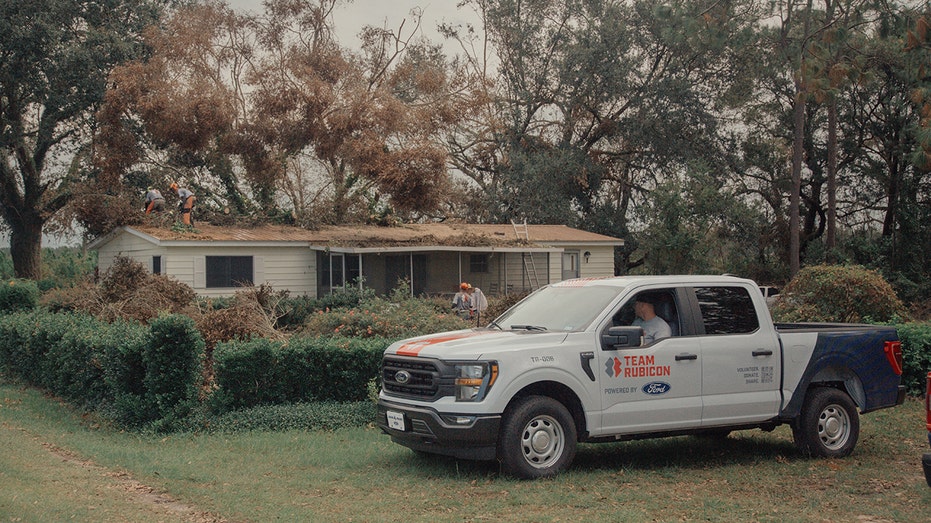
144,186,165,214
170,182,196,225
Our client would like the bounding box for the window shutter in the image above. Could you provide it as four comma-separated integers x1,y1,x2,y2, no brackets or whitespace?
194,257,206,288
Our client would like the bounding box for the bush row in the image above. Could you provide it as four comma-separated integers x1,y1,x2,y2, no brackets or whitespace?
898,322,931,396
210,336,390,412
0,309,390,430
0,311,203,430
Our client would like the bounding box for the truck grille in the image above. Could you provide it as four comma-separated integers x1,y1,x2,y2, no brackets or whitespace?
382,357,442,399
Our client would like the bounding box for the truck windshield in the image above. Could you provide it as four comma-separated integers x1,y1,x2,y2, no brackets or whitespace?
492,285,623,332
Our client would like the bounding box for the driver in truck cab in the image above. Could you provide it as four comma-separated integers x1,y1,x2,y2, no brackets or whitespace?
632,292,671,344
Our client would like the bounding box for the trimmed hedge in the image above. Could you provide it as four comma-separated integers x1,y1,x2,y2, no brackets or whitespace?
898,321,931,396
0,279,39,312
0,310,204,430
211,336,389,412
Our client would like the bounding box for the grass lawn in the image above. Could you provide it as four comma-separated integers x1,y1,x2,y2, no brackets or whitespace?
2,380,930,522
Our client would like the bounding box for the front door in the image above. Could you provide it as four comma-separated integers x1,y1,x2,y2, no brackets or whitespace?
562,251,580,280
596,289,702,435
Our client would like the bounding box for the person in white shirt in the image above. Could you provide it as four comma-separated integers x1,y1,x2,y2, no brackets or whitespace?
632,293,671,344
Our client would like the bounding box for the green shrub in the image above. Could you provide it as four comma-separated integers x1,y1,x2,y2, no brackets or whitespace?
100,322,151,426
143,314,205,430
770,264,907,323
211,336,389,412
275,285,377,329
898,322,931,396
0,310,150,412
0,310,52,383
0,279,39,312
38,314,112,405
302,284,468,339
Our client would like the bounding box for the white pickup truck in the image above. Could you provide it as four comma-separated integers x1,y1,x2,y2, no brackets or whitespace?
376,275,905,478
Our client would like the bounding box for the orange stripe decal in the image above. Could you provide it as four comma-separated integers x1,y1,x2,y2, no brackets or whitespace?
396,331,488,356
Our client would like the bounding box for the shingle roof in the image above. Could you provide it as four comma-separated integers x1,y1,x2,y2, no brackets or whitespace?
123,223,623,247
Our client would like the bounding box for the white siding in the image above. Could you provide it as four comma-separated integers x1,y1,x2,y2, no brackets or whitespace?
97,238,317,298
160,246,316,298
96,233,165,275
579,246,615,278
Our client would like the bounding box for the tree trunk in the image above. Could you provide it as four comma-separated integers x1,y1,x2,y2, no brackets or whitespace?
825,98,838,254
9,218,43,280
790,83,805,277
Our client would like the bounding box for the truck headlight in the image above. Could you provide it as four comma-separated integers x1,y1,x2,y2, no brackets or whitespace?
454,362,498,402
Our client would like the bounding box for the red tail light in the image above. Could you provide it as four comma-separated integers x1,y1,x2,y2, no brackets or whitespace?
926,372,931,431
883,340,903,376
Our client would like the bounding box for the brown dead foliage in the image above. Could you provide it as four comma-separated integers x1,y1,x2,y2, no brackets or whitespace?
41,256,197,324
196,285,286,352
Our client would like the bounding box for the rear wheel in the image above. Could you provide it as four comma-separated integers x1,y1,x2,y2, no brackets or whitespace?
793,387,859,458
497,395,577,479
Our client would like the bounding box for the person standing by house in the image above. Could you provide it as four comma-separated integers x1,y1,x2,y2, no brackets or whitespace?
453,282,474,320
144,187,165,214
170,182,196,225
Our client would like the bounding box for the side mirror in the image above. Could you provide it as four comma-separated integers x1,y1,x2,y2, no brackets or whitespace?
601,326,643,349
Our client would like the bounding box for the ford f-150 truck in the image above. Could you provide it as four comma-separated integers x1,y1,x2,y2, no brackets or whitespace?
376,275,905,478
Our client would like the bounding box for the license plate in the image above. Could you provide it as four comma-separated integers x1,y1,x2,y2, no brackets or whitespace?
386,410,406,431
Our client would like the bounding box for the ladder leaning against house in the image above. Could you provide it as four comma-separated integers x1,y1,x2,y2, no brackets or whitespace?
511,219,540,290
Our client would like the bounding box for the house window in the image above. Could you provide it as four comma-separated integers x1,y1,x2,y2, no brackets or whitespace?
470,254,489,273
319,253,362,291
206,256,253,288
152,256,162,275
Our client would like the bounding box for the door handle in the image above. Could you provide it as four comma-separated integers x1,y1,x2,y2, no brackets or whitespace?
675,353,698,361
579,351,596,382
752,349,774,357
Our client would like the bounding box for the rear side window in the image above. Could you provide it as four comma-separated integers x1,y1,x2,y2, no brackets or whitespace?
695,287,759,335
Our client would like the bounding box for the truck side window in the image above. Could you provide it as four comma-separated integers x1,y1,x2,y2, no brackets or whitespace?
609,289,680,340
695,286,759,334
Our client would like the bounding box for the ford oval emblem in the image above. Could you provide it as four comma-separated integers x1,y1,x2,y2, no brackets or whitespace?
395,370,412,385
642,381,671,395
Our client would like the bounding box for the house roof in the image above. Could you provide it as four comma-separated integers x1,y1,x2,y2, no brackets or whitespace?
90,223,624,252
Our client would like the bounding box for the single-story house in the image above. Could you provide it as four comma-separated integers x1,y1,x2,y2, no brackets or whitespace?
88,223,625,298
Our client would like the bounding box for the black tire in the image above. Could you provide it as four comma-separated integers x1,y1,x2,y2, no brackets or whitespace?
497,395,577,479
792,387,860,458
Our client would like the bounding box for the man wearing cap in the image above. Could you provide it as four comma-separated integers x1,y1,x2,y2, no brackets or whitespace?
633,293,671,344
453,282,474,319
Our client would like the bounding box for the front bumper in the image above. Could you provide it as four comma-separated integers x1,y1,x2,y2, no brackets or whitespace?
376,398,501,460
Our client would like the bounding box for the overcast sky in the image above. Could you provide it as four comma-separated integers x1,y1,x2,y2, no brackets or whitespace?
226,0,477,50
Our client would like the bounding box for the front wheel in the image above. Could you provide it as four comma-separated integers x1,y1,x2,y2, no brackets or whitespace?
497,395,577,479
792,387,860,458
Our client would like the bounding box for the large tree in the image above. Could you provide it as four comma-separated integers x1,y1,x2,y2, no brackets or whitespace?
0,0,168,278
91,0,471,229
445,0,764,271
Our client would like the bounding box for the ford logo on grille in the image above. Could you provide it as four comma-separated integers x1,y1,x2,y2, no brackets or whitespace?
642,381,671,395
395,370,412,385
